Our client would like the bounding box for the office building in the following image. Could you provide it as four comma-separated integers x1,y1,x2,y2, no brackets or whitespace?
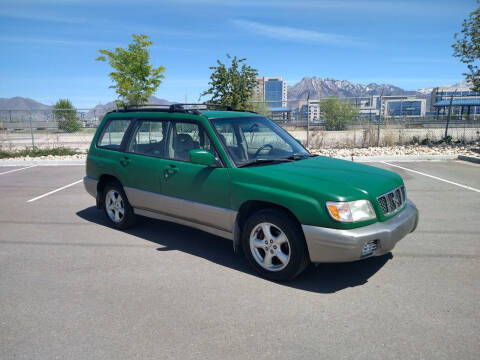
254,76,288,108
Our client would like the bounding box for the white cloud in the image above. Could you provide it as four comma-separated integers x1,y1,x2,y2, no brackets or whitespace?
232,19,364,47
0,9,85,24
0,36,115,47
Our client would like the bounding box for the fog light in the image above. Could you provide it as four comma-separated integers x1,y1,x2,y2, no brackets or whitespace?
361,240,378,257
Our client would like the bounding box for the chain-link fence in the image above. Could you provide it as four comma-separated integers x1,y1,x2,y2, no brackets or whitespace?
1,101,479,152
0,109,101,152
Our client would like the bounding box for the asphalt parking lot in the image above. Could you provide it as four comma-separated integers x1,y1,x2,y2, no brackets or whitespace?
1,160,479,359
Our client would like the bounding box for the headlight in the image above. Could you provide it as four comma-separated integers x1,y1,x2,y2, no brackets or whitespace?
326,200,376,222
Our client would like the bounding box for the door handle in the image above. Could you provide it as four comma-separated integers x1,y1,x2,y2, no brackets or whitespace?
120,156,131,167
163,165,178,178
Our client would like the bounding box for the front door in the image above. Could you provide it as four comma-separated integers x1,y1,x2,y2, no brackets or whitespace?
160,119,233,233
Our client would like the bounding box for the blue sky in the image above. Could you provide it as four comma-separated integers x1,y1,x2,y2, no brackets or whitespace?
0,0,477,108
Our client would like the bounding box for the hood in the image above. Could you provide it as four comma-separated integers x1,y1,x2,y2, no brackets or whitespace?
239,156,403,202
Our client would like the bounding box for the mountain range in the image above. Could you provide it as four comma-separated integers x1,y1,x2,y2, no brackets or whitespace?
84,96,171,120
0,77,445,111
0,97,52,111
288,77,418,100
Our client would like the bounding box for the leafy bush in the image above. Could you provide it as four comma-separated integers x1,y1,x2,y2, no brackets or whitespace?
420,137,431,145
54,99,81,133
320,97,358,131
0,147,80,159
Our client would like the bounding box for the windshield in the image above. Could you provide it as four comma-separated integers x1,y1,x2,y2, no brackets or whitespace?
211,116,310,167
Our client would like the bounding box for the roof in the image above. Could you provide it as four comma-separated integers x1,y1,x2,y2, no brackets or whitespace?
434,98,480,107
105,104,262,119
199,110,261,118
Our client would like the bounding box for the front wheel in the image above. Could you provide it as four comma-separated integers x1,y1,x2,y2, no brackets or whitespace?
103,182,136,229
242,208,309,281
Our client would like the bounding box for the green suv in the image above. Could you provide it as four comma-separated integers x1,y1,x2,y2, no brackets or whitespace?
84,104,419,281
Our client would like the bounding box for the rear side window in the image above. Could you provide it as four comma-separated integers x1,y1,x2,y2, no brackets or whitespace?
97,119,132,150
127,120,167,157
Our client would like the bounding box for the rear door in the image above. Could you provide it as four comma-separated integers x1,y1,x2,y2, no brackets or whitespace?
120,118,171,210
93,117,134,186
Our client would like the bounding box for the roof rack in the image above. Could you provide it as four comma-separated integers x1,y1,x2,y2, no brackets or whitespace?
106,103,259,116
107,103,234,114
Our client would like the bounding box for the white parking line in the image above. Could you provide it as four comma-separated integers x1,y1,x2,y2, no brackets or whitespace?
381,162,480,193
27,179,83,203
0,165,37,175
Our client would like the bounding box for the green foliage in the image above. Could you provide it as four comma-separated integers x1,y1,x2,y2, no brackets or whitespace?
320,97,358,131
0,147,80,159
200,54,258,110
420,137,431,145
452,6,480,91
96,34,165,106
54,99,81,133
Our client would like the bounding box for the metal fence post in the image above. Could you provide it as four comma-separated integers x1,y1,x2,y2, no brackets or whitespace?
306,97,310,148
377,89,384,147
444,90,456,140
29,113,35,148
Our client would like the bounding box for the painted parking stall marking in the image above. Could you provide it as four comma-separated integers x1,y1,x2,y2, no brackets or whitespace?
27,179,83,203
381,161,480,193
0,165,37,175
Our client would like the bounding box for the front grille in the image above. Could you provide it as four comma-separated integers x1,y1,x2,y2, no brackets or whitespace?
377,185,406,216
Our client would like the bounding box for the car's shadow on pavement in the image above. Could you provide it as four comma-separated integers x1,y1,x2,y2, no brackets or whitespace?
77,206,392,294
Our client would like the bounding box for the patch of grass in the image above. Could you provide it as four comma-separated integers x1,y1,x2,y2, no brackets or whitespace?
0,147,81,159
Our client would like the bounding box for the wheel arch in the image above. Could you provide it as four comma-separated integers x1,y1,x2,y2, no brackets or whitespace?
233,200,304,253
96,174,124,208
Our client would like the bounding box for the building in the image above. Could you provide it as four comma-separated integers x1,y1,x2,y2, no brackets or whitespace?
432,82,480,117
357,95,426,118
254,76,288,108
295,100,320,122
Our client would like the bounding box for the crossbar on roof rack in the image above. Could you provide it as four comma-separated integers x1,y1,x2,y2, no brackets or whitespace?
106,102,259,116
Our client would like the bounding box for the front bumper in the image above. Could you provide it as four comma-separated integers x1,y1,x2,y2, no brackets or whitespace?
302,200,419,263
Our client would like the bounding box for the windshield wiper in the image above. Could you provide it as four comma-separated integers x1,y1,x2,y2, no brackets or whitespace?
283,153,310,161
237,158,292,168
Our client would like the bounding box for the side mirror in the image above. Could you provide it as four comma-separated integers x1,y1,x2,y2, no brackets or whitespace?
189,149,216,166
295,138,302,144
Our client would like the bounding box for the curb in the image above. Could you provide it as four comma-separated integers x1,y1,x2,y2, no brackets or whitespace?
0,159,85,166
458,155,480,164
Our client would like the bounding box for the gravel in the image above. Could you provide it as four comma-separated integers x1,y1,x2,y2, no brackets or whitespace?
309,142,480,159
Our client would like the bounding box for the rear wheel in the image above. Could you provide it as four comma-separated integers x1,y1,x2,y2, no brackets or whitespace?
103,182,136,229
242,208,309,281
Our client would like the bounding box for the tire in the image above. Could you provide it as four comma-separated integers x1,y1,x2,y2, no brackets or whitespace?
242,208,310,281
103,182,136,230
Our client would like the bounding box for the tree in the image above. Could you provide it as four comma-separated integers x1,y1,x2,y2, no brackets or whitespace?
96,34,165,106
200,54,258,109
320,97,358,131
452,5,480,91
54,99,81,133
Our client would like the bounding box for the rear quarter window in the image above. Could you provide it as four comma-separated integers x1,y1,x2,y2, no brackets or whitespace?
97,119,132,150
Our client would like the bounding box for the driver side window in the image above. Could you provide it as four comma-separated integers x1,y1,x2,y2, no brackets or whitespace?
166,121,219,162
215,123,246,162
